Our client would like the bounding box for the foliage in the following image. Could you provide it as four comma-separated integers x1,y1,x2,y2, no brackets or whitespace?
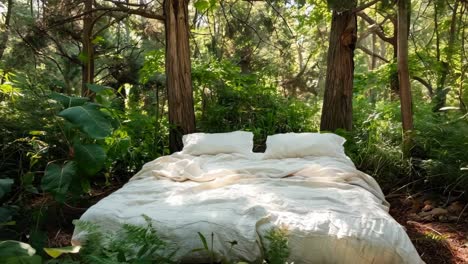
72,215,176,264
0,70,167,247
264,228,290,264
0,240,42,264
192,58,320,149
1,0,467,261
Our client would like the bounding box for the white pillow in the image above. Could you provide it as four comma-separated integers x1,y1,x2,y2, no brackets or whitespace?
181,131,254,156
263,132,346,159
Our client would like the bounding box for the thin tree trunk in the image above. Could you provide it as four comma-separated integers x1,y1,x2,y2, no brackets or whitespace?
460,5,466,113
433,0,459,111
320,9,357,131
397,0,414,155
434,0,440,62
390,15,399,99
81,0,95,98
0,0,13,61
164,0,196,153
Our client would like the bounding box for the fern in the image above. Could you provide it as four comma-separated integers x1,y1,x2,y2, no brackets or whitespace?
72,215,176,264
264,228,290,264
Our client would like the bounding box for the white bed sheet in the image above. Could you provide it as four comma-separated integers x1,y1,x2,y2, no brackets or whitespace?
72,153,424,264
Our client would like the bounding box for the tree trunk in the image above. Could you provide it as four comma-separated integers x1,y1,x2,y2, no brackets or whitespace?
433,0,459,112
164,0,196,153
81,0,95,98
459,5,466,113
320,9,357,131
390,15,399,98
0,0,13,61
397,0,413,155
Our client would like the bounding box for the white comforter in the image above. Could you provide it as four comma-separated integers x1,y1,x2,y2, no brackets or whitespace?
72,153,423,263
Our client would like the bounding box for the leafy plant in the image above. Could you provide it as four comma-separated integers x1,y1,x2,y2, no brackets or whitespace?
264,228,290,264
72,215,176,264
0,240,42,264
192,58,319,150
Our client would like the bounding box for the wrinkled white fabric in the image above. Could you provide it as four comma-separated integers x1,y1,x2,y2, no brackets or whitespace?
72,153,424,264
263,133,347,159
181,131,254,156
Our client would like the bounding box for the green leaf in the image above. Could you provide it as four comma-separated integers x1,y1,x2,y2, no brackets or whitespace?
44,246,80,259
194,0,210,11
73,143,106,176
92,35,105,45
41,162,77,197
0,207,14,224
0,240,36,257
28,131,46,136
0,178,14,199
58,104,113,139
86,84,114,95
197,232,209,250
4,255,41,264
50,93,89,108
78,52,88,63
80,178,91,193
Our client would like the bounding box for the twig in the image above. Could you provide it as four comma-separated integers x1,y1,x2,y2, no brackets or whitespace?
457,203,468,224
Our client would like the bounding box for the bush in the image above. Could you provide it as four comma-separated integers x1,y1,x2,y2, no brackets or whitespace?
192,58,320,150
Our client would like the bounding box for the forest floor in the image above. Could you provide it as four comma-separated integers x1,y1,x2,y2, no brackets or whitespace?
389,194,468,264
48,189,468,263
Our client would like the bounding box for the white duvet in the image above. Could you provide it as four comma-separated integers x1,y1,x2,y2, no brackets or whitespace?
72,153,424,263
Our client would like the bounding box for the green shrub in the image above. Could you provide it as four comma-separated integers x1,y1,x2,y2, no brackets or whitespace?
192,58,320,150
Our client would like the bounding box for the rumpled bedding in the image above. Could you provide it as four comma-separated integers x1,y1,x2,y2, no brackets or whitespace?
72,153,424,263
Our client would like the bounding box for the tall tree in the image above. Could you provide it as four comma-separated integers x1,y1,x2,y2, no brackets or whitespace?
433,0,460,111
320,0,358,131
397,0,413,154
164,0,196,152
81,0,95,98
0,0,13,61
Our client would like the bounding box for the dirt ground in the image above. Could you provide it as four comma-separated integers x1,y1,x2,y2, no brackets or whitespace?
389,195,468,264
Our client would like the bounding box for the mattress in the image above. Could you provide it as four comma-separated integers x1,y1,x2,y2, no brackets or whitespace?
72,152,424,263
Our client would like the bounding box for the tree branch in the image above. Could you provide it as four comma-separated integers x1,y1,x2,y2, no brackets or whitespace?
49,6,164,28
352,0,381,13
357,45,390,63
357,11,395,44
412,76,434,96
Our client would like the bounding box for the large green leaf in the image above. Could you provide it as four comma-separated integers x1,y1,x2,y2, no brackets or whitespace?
87,84,116,107
50,93,89,108
0,178,14,199
73,143,106,176
0,240,36,256
44,246,81,259
0,241,42,264
41,162,77,197
58,103,113,139
86,84,113,95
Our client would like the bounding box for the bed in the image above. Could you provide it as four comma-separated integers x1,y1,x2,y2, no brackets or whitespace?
72,132,424,263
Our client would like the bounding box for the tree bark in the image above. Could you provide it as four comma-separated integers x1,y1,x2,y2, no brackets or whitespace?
0,0,13,61
320,8,357,131
81,0,95,98
164,0,196,153
433,0,459,111
397,0,413,155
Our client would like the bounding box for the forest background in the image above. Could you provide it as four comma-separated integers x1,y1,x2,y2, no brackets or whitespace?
0,0,467,262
